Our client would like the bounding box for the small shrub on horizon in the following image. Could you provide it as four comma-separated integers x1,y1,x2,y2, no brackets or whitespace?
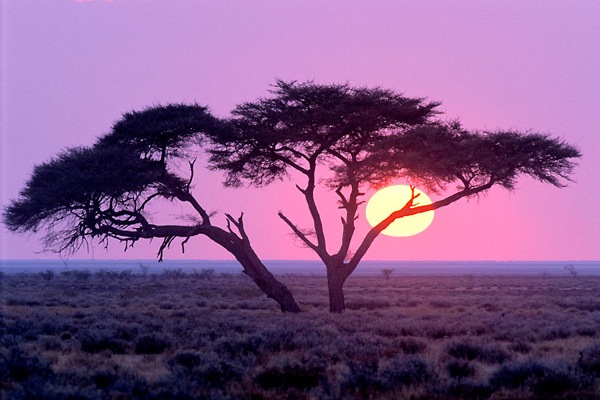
39,269,55,281
381,268,394,280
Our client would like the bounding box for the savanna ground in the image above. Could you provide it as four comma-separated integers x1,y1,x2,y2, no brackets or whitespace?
1,268,599,399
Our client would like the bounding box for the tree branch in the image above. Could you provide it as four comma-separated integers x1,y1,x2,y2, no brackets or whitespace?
347,180,495,276
225,213,250,244
277,211,321,255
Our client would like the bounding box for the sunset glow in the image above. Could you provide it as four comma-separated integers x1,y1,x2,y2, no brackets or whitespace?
365,185,434,237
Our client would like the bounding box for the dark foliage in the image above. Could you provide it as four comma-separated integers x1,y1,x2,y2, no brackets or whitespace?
256,363,323,390
446,340,510,364
578,342,600,376
97,103,217,161
1,347,52,382
368,122,581,192
78,330,128,354
134,334,171,354
490,360,590,395
446,360,476,379
208,79,439,187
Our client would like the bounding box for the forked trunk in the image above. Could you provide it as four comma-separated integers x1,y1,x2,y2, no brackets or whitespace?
327,266,348,313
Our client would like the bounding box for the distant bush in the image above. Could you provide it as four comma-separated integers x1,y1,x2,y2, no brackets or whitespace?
381,268,394,280
193,268,215,279
134,334,171,354
161,268,185,279
39,269,55,281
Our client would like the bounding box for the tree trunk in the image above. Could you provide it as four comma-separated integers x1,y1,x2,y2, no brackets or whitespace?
327,265,348,313
247,268,301,313
206,227,302,313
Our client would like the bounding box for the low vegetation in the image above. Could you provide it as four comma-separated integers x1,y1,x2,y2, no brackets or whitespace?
1,270,599,399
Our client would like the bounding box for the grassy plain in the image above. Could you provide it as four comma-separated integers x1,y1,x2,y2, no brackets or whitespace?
1,268,599,399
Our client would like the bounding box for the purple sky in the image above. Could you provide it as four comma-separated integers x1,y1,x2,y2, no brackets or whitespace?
1,1,599,261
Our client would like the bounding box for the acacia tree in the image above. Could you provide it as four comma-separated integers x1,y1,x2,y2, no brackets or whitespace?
209,81,581,313
3,104,301,313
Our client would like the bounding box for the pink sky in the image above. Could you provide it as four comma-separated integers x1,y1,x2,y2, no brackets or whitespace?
1,1,599,261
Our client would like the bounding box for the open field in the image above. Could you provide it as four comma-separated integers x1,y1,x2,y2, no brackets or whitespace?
1,269,599,399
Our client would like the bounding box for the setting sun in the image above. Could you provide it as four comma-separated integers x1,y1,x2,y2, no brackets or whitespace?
365,185,435,237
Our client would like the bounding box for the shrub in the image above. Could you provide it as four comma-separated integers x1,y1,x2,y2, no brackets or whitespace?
161,269,185,279
396,338,427,355
170,351,244,390
193,268,215,279
39,270,55,281
379,356,437,390
508,341,532,354
2,347,52,382
92,369,118,389
446,360,476,379
256,362,323,390
169,351,203,371
340,361,381,396
447,340,510,364
78,330,128,354
446,380,493,399
134,334,171,354
491,360,588,395
578,342,600,376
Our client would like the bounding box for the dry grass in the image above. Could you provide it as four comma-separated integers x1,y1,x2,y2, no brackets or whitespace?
1,270,599,399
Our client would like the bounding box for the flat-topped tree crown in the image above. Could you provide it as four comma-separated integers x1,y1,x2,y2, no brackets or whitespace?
97,103,217,162
208,80,440,187
365,122,582,194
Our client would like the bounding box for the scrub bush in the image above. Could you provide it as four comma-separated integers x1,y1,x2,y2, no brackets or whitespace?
446,360,476,379
578,342,600,376
446,340,510,364
134,334,171,354
79,330,128,354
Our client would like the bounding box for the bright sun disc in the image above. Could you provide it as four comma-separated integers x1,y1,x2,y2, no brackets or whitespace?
365,185,434,237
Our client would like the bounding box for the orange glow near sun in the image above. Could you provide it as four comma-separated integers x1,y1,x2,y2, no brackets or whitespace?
365,185,434,237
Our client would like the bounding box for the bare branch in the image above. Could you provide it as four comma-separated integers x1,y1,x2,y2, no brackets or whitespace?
277,211,320,254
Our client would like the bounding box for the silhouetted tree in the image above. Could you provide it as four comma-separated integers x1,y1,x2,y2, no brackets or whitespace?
3,104,301,312
209,81,581,312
